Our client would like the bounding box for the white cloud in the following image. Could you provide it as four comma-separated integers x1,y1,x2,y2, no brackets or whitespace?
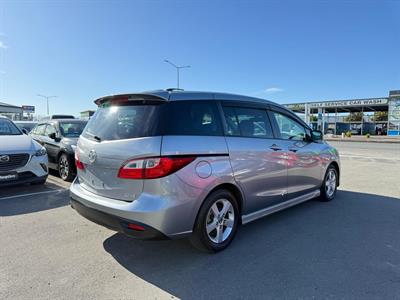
0,40,7,49
264,87,284,93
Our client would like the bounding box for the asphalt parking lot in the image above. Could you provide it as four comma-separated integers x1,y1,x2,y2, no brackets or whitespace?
1,142,400,299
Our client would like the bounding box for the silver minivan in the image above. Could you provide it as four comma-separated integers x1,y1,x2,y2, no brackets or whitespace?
70,90,340,252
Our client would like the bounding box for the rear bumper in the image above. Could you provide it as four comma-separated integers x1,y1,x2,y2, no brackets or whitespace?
69,177,196,239
70,198,167,240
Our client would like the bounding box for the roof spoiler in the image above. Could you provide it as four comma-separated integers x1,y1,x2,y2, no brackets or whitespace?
94,93,169,106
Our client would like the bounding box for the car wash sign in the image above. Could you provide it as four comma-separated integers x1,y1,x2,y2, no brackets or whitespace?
309,98,388,108
22,105,35,113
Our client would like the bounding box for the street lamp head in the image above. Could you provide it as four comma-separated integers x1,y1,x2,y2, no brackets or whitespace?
37,94,57,99
164,59,178,68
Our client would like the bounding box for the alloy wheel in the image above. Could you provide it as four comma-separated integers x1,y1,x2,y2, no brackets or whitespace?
325,169,337,198
205,199,235,244
59,156,69,180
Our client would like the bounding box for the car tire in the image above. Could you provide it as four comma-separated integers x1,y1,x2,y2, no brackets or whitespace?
319,165,338,202
58,153,74,182
190,189,239,253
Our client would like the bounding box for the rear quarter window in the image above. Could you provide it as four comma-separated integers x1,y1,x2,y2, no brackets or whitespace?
163,100,223,136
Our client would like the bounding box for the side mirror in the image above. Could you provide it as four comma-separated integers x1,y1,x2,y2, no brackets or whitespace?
21,128,28,135
48,132,57,140
311,130,323,142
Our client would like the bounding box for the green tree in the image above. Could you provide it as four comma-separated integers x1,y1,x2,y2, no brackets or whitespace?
310,115,318,122
371,111,388,121
345,112,364,122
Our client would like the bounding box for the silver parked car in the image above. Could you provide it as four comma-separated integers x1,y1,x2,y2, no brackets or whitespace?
0,116,48,186
70,90,340,252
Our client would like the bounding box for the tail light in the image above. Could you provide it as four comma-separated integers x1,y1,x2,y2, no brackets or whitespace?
75,151,85,170
118,156,196,179
127,223,145,231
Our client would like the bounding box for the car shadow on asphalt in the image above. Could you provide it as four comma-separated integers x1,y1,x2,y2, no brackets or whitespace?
103,190,400,299
0,181,69,216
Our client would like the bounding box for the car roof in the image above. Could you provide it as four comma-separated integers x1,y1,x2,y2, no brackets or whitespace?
93,89,307,126
52,119,86,122
94,89,276,105
37,119,87,125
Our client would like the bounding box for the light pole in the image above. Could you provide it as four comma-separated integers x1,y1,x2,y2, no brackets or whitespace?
164,60,190,89
37,94,57,115
0,71,4,99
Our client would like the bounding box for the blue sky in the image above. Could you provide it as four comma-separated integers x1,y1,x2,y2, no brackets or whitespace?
0,1,399,116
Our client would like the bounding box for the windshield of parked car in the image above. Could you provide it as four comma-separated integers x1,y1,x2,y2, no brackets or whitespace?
0,119,22,135
15,122,37,132
59,121,87,137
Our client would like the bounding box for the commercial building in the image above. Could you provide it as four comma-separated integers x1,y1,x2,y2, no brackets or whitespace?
284,90,400,136
80,110,95,120
0,101,23,120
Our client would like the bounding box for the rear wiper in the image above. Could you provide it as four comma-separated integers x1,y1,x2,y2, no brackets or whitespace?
86,132,102,142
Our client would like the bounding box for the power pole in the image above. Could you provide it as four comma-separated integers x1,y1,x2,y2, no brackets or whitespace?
164,60,190,89
37,94,57,115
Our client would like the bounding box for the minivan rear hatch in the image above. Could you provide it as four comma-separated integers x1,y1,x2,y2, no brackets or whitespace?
77,94,168,202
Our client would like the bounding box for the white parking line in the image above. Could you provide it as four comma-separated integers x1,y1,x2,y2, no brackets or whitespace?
46,176,71,189
0,189,66,200
340,154,400,162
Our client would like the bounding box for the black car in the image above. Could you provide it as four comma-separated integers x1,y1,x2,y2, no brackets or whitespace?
30,119,87,181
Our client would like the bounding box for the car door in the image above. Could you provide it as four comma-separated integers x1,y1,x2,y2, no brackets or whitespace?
221,103,288,214
30,123,47,146
43,123,60,166
269,109,322,200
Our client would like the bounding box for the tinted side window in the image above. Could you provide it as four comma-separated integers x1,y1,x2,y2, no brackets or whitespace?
164,101,223,136
222,107,240,135
223,106,273,138
272,112,306,140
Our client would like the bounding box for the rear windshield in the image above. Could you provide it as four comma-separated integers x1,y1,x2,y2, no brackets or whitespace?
0,119,22,135
82,100,223,142
82,104,162,141
51,115,75,119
